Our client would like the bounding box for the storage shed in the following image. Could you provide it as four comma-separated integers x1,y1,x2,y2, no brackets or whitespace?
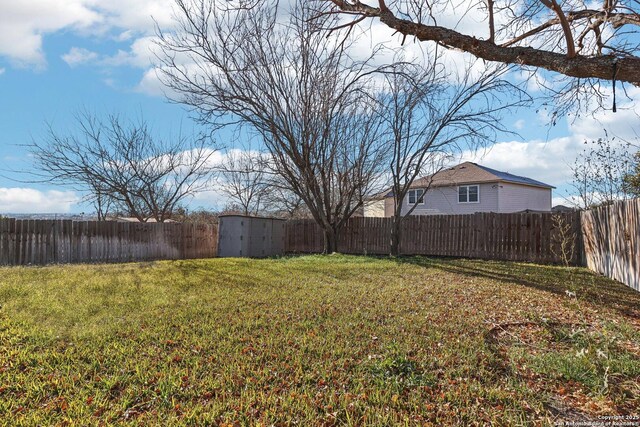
217,215,286,258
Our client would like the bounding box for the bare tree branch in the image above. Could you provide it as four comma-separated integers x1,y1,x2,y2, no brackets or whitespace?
324,0,640,92
29,112,217,222
569,136,635,208
217,149,271,216
377,59,530,255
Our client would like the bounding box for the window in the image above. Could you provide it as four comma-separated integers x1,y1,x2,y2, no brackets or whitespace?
458,185,479,203
407,189,425,205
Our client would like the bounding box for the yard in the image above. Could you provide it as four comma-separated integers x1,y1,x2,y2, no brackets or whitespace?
0,255,639,426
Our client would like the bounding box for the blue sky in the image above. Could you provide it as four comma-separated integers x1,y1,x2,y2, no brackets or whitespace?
0,1,638,214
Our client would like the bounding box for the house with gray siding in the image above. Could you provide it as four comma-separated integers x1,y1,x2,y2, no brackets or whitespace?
382,162,554,216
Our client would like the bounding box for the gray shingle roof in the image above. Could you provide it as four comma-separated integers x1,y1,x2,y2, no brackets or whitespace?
475,164,554,188
410,162,554,190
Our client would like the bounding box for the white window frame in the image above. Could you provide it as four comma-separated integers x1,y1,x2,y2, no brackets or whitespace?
407,189,425,205
458,185,480,204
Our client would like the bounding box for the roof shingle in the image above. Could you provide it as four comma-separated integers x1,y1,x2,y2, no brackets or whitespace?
410,162,554,189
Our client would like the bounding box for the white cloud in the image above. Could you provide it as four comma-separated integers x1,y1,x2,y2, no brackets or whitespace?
567,90,640,142
190,188,229,210
115,30,135,42
61,47,99,67
0,188,79,213
514,119,525,130
462,137,581,186
0,67,5,75
61,36,160,73
90,0,175,35
460,102,640,197
135,60,212,97
0,0,174,69
136,67,167,97
0,1,101,68
102,36,159,69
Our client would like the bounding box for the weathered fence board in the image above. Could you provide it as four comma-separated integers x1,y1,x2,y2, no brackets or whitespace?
285,212,582,265
581,199,640,292
0,218,217,266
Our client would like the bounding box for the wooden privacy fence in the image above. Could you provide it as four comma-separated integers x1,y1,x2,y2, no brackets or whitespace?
0,218,217,266
2,201,638,293
581,199,640,292
285,212,583,265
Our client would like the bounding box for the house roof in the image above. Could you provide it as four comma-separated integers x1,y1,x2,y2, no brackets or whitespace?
551,204,576,212
409,162,554,190
365,189,391,201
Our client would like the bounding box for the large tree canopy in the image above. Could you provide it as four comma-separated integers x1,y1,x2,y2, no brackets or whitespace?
324,0,640,109
157,0,388,252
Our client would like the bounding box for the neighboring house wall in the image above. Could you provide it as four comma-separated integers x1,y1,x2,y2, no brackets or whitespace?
497,183,552,212
363,199,385,217
399,183,499,215
384,182,552,216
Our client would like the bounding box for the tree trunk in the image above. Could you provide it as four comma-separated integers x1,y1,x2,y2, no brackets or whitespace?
323,227,339,254
390,216,402,256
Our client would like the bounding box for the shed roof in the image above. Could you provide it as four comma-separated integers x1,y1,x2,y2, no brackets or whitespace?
218,214,287,221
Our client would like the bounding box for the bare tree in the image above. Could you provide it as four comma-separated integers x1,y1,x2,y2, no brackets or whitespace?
550,213,577,266
156,0,387,252
91,189,114,221
30,112,217,222
321,0,640,112
178,208,220,224
379,59,529,255
569,137,634,208
259,171,311,219
623,151,640,196
219,148,312,218
217,149,271,216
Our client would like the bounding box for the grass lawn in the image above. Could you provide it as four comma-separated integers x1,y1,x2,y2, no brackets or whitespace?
0,255,639,426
